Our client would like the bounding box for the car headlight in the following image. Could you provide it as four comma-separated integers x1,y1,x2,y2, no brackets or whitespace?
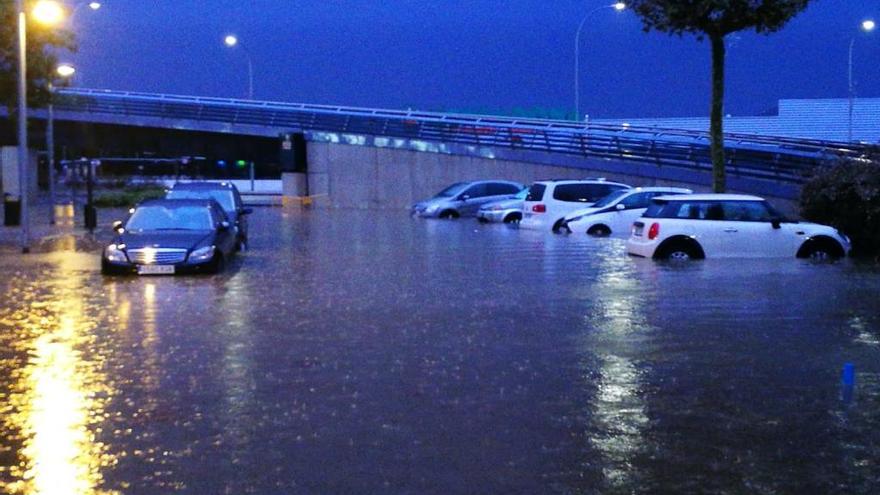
424,204,440,213
104,244,127,263
189,245,215,262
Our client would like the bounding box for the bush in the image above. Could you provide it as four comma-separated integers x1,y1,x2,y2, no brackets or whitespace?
93,183,167,207
800,151,880,257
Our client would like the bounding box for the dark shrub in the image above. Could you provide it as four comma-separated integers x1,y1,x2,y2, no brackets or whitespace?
93,183,167,207
800,151,880,257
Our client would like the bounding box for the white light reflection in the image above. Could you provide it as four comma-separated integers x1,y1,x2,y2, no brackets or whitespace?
581,253,650,489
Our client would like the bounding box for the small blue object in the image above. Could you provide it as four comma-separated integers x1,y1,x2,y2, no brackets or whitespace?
217,160,227,168
842,363,856,387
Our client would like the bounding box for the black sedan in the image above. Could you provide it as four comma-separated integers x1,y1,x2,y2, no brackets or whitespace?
166,181,252,250
101,199,238,275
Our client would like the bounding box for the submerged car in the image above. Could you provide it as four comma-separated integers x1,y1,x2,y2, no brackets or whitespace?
520,179,631,231
626,194,851,260
102,198,238,275
166,181,252,249
561,187,692,236
411,180,524,219
476,187,529,223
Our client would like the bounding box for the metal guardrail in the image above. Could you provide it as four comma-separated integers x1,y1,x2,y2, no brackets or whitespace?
53,88,873,186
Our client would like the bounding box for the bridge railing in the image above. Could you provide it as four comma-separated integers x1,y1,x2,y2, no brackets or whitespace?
54,88,871,186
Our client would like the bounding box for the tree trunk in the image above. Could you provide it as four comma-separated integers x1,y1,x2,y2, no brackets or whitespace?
710,35,726,193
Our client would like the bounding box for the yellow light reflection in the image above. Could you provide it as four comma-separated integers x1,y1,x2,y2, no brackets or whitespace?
0,252,117,494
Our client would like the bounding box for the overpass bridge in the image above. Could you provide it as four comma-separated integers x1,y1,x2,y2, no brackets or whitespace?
44,88,872,207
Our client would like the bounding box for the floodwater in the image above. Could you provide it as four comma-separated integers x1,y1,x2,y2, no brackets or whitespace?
1,208,879,494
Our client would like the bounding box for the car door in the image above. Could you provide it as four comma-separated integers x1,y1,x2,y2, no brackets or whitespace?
457,183,489,216
609,192,655,234
668,201,736,257
720,201,796,257
212,206,237,255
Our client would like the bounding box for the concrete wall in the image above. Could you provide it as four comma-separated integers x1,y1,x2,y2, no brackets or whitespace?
304,139,799,213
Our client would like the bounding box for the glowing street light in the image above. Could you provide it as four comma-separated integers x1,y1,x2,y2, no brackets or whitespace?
56,63,76,78
88,1,101,10
32,0,65,25
848,19,876,141
574,3,626,121
223,34,254,99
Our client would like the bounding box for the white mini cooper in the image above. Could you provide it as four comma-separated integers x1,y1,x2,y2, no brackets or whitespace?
626,194,851,260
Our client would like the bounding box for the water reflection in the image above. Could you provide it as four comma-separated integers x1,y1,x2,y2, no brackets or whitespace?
1,253,115,494
581,250,651,490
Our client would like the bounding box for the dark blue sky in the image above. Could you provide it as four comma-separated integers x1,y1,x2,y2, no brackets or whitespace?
66,0,878,118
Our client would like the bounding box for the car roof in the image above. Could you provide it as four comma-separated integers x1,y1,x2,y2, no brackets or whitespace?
654,193,765,201
532,179,631,187
170,181,238,191
138,198,221,208
625,187,693,194
469,180,523,185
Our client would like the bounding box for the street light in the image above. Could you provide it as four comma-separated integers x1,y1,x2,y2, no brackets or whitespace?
14,0,65,252
574,2,626,121
224,34,254,99
47,64,76,225
848,19,875,142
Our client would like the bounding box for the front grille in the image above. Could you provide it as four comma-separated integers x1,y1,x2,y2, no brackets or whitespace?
127,248,188,265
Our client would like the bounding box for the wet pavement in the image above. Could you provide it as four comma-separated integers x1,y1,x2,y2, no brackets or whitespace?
1,207,879,494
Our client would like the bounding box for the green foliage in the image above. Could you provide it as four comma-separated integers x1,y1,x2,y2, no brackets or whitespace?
0,0,76,111
626,0,813,193
800,151,880,256
93,183,167,208
626,0,811,38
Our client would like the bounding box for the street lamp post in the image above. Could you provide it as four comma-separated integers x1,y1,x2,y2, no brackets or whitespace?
224,34,254,99
848,19,875,142
574,2,626,121
14,0,66,252
15,0,29,252
48,64,76,225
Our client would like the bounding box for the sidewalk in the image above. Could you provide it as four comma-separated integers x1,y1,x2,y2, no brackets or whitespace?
0,196,124,252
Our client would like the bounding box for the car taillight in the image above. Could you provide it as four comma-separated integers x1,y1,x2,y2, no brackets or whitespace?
648,222,660,240
532,204,546,213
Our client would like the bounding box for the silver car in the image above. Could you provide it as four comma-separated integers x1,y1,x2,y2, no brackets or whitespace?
476,187,529,223
412,180,524,219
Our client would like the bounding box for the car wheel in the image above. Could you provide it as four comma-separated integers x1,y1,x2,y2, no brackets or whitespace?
801,240,842,261
588,225,611,237
210,253,226,274
503,212,521,224
439,210,459,219
100,259,117,276
659,242,699,261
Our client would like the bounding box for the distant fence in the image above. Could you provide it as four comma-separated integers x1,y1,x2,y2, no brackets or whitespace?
52,88,874,187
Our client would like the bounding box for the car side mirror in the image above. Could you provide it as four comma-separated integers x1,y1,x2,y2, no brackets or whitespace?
112,220,124,232
771,218,782,229
460,194,471,201
241,208,253,215
616,204,626,211
219,221,230,230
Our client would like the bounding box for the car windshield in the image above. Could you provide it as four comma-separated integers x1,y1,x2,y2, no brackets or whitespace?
434,182,468,198
167,189,236,212
126,205,214,231
591,189,630,208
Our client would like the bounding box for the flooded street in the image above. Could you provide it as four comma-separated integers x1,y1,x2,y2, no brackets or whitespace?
1,208,879,494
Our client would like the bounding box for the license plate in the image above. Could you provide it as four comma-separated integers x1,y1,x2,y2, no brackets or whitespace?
632,223,644,237
138,265,175,275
